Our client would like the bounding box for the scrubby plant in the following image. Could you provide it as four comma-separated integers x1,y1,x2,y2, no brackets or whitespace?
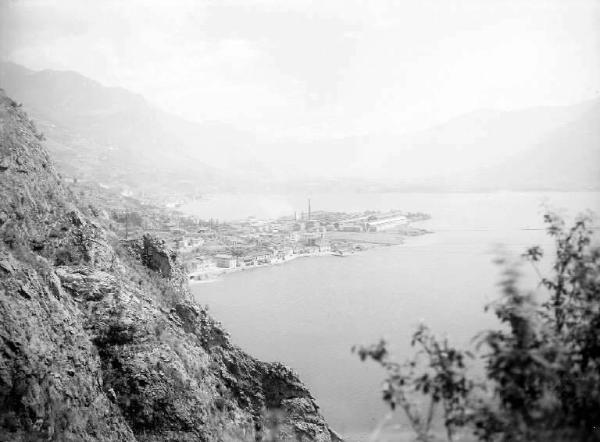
357,212,600,441
354,326,473,442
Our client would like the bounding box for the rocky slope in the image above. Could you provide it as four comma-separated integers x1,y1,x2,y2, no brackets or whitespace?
0,90,341,442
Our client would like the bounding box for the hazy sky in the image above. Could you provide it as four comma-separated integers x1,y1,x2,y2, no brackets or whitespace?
1,0,599,138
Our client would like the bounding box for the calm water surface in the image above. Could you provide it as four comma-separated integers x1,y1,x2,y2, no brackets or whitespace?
186,192,600,440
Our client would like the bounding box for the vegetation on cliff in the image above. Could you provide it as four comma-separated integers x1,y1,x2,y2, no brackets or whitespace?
0,90,340,442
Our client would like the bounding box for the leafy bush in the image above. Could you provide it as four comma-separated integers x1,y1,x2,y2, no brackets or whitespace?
356,212,600,441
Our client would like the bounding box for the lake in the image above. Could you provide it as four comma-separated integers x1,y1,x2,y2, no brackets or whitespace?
185,192,600,441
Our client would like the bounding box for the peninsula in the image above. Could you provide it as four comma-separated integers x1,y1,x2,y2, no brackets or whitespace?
87,194,432,282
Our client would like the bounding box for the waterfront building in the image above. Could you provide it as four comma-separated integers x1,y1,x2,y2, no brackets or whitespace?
186,256,215,273
242,255,257,266
365,215,408,232
278,247,294,259
253,248,275,264
316,240,331,253
215,254,237,268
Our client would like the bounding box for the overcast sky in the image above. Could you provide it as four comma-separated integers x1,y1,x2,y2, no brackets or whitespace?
1,0,599,139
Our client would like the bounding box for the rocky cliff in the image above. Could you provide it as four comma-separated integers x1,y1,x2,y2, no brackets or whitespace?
0,90,341,442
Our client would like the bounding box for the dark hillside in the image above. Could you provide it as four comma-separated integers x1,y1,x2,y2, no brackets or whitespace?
0,90,339,441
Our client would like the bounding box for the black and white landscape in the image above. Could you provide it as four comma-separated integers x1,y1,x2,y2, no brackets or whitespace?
1,1,599,441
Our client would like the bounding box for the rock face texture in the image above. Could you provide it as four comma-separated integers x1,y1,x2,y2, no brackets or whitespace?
125,234,178,278
0,91,340,442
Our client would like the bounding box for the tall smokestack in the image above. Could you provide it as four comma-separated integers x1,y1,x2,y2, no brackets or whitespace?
308,198,311,221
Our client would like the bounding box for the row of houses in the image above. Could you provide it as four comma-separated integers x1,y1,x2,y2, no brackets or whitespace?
214,247,288,269
186,237,332,273
365,214,408,232
183,248,288,272
339,213,409,232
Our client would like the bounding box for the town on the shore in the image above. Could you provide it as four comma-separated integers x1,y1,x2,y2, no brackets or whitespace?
74,183,431,282
142,200,430,281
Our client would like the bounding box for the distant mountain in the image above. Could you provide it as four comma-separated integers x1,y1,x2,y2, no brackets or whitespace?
0,61,271,199
363,98,600,191
478,99,600,190
1,61,598,194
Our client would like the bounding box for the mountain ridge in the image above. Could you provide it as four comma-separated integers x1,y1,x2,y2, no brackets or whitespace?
1,61,598,193
0,61,269,199
355,96,600,190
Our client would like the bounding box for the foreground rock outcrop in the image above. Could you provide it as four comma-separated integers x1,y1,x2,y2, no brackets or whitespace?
0,90,341,442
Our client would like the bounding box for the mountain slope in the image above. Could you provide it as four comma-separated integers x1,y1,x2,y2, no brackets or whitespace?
2,61,598,193
365,98,600,190
480,99,600,190
0,62,270,198
0,89,339,441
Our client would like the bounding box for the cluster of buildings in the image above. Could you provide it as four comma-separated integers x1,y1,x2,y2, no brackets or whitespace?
106,196,426,280
70,178,429,282
174,202,420,278
183,215,333,274
338,213,409,232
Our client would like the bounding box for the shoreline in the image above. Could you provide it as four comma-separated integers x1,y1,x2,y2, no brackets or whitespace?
188,251,333,283
188,228,432,284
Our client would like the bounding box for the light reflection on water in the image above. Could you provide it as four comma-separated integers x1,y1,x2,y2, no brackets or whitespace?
186,192,600,440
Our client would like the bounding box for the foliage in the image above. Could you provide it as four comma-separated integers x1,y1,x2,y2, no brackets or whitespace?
356,211,600,441
354,325,473,441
